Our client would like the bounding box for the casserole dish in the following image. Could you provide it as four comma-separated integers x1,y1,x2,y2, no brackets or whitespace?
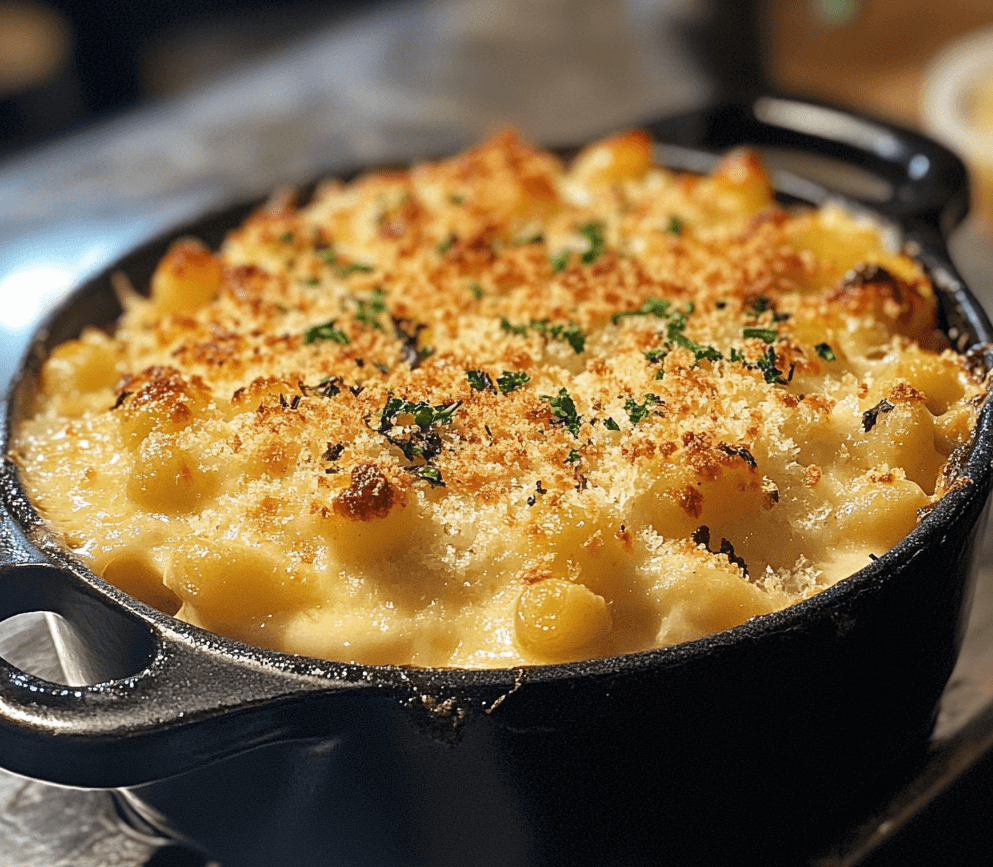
1,96,991,866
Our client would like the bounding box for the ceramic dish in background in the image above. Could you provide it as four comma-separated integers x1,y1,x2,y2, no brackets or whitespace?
922,25,993,235
0,97,991,867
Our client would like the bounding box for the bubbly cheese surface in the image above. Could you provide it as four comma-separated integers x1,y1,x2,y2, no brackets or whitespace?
11,130,988,668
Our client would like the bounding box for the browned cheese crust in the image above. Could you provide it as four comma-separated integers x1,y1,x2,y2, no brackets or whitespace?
11,130,989,667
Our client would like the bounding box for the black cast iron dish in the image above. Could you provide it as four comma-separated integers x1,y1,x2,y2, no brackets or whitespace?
0,97,991,867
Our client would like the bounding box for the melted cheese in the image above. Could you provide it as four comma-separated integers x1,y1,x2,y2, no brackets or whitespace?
11,130,988,667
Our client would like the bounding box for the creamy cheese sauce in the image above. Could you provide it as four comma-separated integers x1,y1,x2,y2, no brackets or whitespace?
11,130,988,667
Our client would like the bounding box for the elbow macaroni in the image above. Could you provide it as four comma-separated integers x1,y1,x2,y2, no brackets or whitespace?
11,130,989,667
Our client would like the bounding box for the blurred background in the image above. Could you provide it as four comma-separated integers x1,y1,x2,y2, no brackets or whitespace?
1,0,992,146
5,1,993,865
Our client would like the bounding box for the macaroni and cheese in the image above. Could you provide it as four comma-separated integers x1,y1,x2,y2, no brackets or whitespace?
11,130,988,667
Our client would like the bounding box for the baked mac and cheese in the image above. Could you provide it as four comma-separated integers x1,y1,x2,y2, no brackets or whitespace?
11,130,988,667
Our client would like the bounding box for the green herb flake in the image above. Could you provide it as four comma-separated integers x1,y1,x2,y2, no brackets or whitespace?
742,326,778,343
624,393,661,425
467,370,494,391
578,220,607,264
279,231,294,244
644,349,668,363
304,319,350,345
531,320,587,354
407,465,446,487
497,370,531,393
500,317,528,337
565,449,581,463
612,297,672,324
355,288,387,331
550,249,570,273
469,282,484,300
815,342,837,361
380,396,462,431
750,296,771,315
604,417,621,431
335,262,374,279
666,215,683,235
541,388,581,435
437,234,457,256
756,347,787,384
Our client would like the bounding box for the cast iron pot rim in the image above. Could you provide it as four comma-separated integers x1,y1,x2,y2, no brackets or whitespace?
3,98,993,695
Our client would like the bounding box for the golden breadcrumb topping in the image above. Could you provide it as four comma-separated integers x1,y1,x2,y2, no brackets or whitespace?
11,130,988,667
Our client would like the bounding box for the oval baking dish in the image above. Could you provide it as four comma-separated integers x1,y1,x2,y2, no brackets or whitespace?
1,97,991,867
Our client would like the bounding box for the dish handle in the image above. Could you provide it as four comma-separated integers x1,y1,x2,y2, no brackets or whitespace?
0,558,370,789
645,95,970,249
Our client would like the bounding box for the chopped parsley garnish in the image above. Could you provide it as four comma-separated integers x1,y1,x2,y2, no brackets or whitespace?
406,465,445,487
500,318,587,353
500,317,528,336
565,449,581,463
541,388,581,435
666,215,682,235
644,349,667,363
335,262,374,278
815,342,837,361
304,319,350,345
624,393,661,425
550,249,570,273
611,297,676,324
529,320,587,354
354,288,387,331
380,396,462,432
742,326,778,343
578,220,606,264
279,231,294,243
467,370,494,391
469,282,484,300
756,347,788,384
604,417,621,431
437,234,457,256
320,248,374,278
615,298,721,364
750,296,771,315
498,370,531,393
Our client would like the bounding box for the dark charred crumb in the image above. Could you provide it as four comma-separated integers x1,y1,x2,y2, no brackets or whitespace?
718,443,757,468
299,376,343,399
535,481,547,495
718,538,749,577
861,398,895,432
290,394,302,410
111,390,132,410
387,430,443,463
393,317,429,368
963,344,993,380
692,525,711,547
322,442,345,472
350,385,364,396
841,263,899,290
